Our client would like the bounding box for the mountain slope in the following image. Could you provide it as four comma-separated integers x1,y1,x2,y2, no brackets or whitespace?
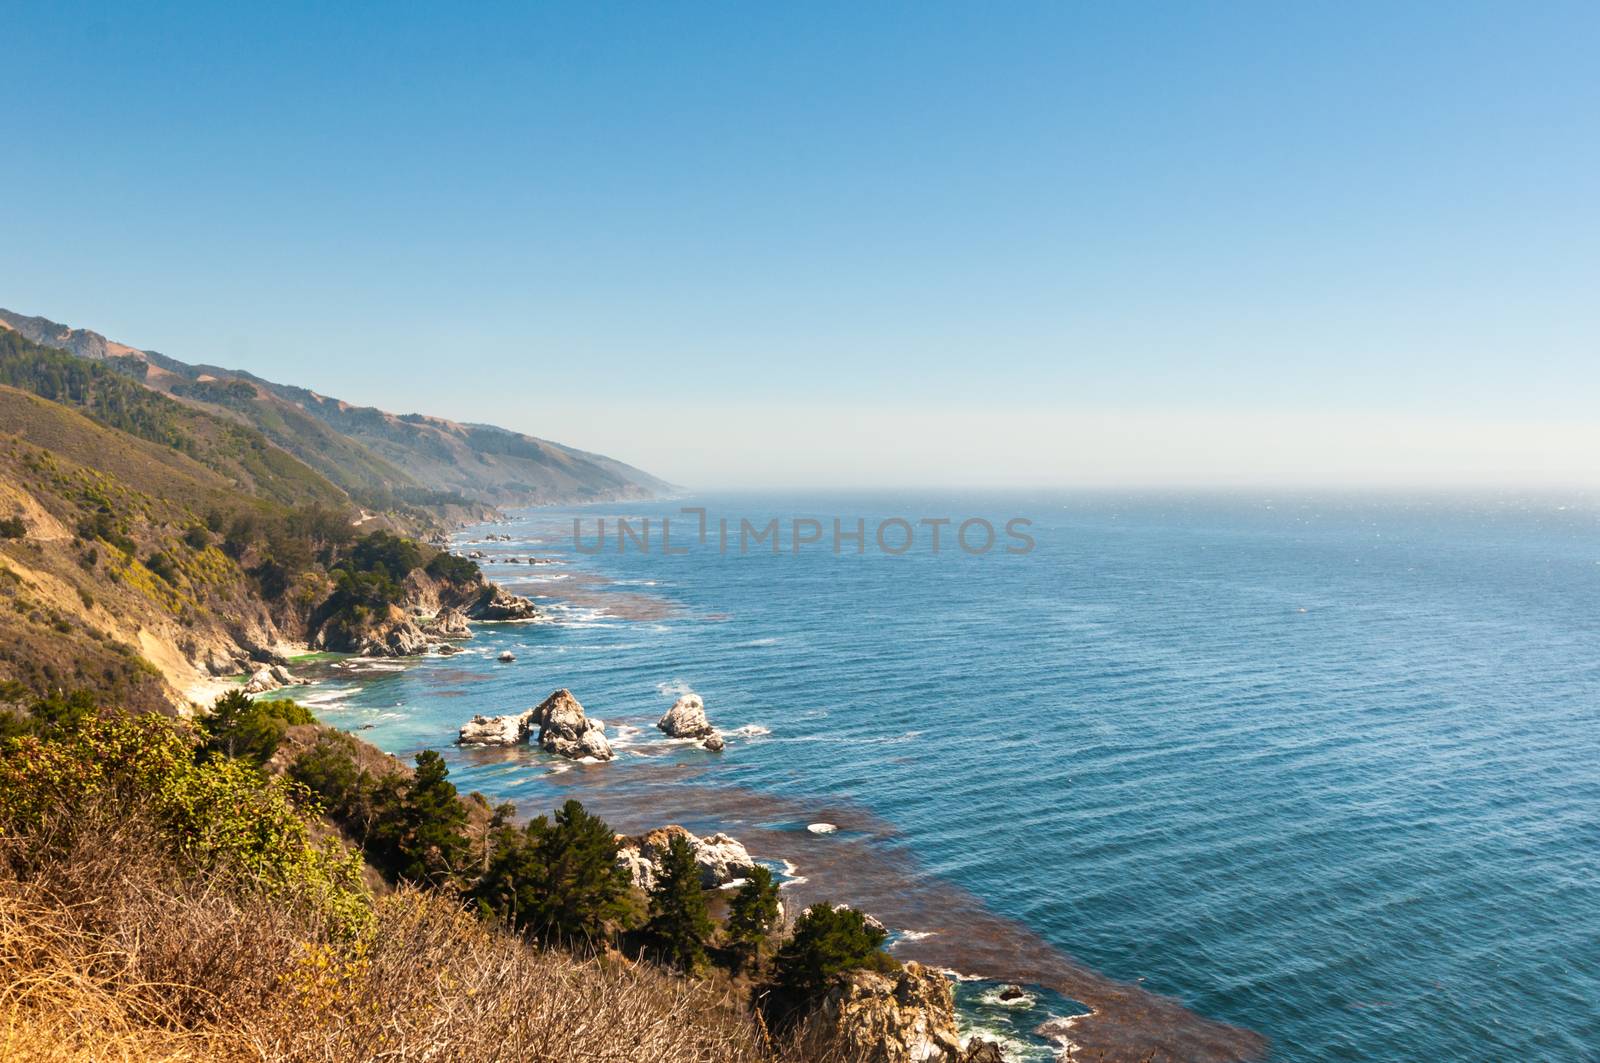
0,328,348,509
0,309,670,507
0,383,285,711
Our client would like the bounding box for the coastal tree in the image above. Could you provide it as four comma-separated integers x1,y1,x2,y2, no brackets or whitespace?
473,799,632,947
393,750,471,887
769,903,895,1008
645,833,713,972
725,864,781,972
199,690,314,766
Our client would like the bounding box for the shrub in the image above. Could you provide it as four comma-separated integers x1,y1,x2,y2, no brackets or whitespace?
144,551,181,586
0,515,24,539
424,550,479,584
646,833,713,972
390,750,470,888
0,712,368,933
344,531,424,582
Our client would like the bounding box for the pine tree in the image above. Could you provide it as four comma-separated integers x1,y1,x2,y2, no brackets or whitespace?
395,750,470,887
770,903,892,1005
646,832,713,972
525,799,631,947
726,864,781,971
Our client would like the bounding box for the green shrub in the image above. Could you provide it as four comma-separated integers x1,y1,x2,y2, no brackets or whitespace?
472,798,632,948
0,515,24,539
199,689,315,766
144,551,181,585
388,750,470,888
424,550,479,584
0,712,368,933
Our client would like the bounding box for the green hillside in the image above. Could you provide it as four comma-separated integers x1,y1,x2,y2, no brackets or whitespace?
0,329,348,509
0,308,669,508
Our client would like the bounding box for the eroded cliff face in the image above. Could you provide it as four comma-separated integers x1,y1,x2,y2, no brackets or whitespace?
795,961,1006,1063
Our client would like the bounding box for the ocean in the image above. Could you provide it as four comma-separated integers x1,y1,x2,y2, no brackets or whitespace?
286,492,1600,1061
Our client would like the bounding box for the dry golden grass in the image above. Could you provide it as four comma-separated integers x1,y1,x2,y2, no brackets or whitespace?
0,806,832,1063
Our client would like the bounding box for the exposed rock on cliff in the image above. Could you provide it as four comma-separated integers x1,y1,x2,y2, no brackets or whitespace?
422,606,472,639
795,961,973,1063
614,824,756,891
242,663,309,694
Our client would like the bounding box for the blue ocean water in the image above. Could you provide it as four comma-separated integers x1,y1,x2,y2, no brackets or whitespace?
296,492,1600,1061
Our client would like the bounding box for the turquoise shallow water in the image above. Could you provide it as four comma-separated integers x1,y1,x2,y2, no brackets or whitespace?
293,492,1600,1061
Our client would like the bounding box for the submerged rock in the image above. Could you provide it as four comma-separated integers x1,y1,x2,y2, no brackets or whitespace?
657,693,716,738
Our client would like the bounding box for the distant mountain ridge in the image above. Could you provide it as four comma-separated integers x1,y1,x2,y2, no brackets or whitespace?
0,308,670,509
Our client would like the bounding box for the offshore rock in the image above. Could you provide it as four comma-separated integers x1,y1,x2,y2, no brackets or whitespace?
533,688,613,761
469,584,541,621
657,693,715,738
456,689,613,761
457,712,530,746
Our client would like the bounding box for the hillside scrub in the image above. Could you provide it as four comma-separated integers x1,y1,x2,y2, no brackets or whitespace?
0,697,895,1062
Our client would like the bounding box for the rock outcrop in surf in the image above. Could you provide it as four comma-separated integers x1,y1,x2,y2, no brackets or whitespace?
456,688,613,761
657,692,725,749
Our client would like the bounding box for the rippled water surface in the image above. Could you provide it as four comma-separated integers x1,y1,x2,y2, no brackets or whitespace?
296,492,1600,1061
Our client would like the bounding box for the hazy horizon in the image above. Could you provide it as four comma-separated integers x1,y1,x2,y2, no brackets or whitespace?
7,3,1597,491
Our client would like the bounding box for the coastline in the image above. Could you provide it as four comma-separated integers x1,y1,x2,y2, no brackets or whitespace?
292,510,1266,1063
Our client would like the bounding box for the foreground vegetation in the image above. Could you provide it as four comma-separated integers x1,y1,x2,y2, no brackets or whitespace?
0,691,906,1061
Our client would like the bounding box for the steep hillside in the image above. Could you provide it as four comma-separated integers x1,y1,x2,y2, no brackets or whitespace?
0,372,514,711
0,385,285,711
0,309,670,507
0,328,348,509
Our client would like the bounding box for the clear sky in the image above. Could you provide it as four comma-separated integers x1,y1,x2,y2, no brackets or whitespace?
6,2,1598,489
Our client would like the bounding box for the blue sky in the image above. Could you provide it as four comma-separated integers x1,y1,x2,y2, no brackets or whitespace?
5,2,1598,487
